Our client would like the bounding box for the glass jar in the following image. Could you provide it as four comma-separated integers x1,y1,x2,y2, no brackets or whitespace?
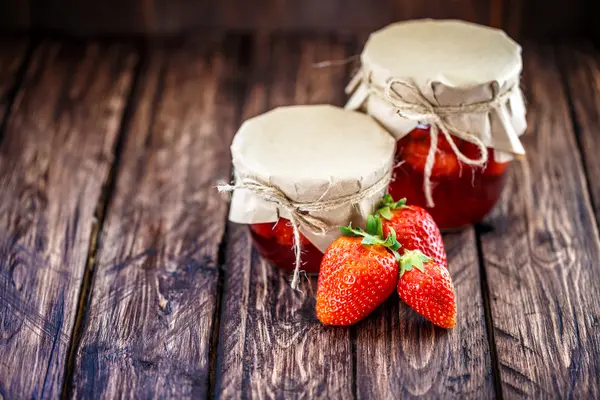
344,20,527,231
388,126,509,229
225,105,396,279
250,219,323,273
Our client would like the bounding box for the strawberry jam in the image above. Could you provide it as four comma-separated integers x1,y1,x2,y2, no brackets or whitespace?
389,127,509,229
249,219,324,273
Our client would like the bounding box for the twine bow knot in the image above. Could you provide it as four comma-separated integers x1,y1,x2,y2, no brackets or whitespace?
370,77,515,207
218,173,391,289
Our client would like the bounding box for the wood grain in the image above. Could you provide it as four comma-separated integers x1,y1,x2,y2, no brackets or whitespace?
557,41,600,224
214,35,355,398
71,35,248,398
480,43,600,398
0,41,136,399
354,228,495,399
0,39,28,123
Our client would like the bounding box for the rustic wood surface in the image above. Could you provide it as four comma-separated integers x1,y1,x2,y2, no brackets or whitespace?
0,40,136,398
354,228,496,399
70,36,247,398
0,39,28,125
479,43,600,398
558,42,600,223
0,35,599,399
215,35,355,399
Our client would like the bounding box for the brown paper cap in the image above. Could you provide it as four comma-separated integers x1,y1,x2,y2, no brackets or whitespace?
346,19,527,159
228,105,396,251
363,19,522,88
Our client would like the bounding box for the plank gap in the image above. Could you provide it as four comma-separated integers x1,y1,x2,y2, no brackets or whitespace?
206,221,228,399
206,33,253,399
0,38,37,144
554,41,600,230
475,223,504,400
60,41,146,400
350,326,358,400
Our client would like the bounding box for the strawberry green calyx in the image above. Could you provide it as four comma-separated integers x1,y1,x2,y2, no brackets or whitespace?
398,249,431,277
339,220,402,261
376,194,407,221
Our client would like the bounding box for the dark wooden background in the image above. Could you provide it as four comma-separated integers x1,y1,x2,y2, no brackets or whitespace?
1,0,600,398
0,0,598,39
0,33,599,399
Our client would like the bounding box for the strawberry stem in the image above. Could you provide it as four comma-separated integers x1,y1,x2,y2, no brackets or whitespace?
339,223,402,261
398,249,430,277
376,195,407,220
338,195,409,262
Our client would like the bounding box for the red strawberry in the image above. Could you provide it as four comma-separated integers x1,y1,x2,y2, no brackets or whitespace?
397,250,456,328
316,224,400,326
250,222,275,238
250,220,311,246
408,126,430,140
401,139,459,178
377,195,447,268
273,220,310,246
460,140,487,161
483,150,509,177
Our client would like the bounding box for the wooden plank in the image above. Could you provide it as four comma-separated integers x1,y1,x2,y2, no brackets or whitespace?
0,41,136,399
349,28,495,396
0,39,28,122
354,228,495,398
215,35,355,398
71,35,248,398
480,43,600,398
557,41,600,224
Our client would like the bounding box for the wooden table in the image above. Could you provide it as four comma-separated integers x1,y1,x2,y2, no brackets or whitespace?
0,34,599,399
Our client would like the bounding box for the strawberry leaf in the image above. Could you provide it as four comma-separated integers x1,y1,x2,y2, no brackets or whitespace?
338,222,402,257
391,248,402,262
366,214,379,236
398,249,430,277
376,216,384,237
361,235,376,245
339,225,357,236
378,206,393,220
381,194,394,204
379,194,407,210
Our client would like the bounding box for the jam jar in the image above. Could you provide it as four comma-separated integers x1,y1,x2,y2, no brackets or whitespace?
345,20,527,229
389,126,509,230
225,105,395,276
249,220,323,273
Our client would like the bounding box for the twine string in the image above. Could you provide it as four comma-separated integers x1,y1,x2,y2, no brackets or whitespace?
218,172,392,289
365,75,515,207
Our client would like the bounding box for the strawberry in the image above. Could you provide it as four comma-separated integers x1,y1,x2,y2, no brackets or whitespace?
407,127,455,153
397,250,456,328
316,220,401,326
376,195,447,268
401,139,459,178
482,150,509,177
408,126,430,140
250,220,311,246
250,222,275,238
272,220,310,246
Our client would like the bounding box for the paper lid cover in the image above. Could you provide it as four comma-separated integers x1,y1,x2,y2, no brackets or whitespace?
346,19,527,158
228,105,396,251
363,19,522,88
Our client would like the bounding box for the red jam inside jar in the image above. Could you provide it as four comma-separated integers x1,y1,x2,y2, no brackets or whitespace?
249,219,324,273
389,126,509,230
